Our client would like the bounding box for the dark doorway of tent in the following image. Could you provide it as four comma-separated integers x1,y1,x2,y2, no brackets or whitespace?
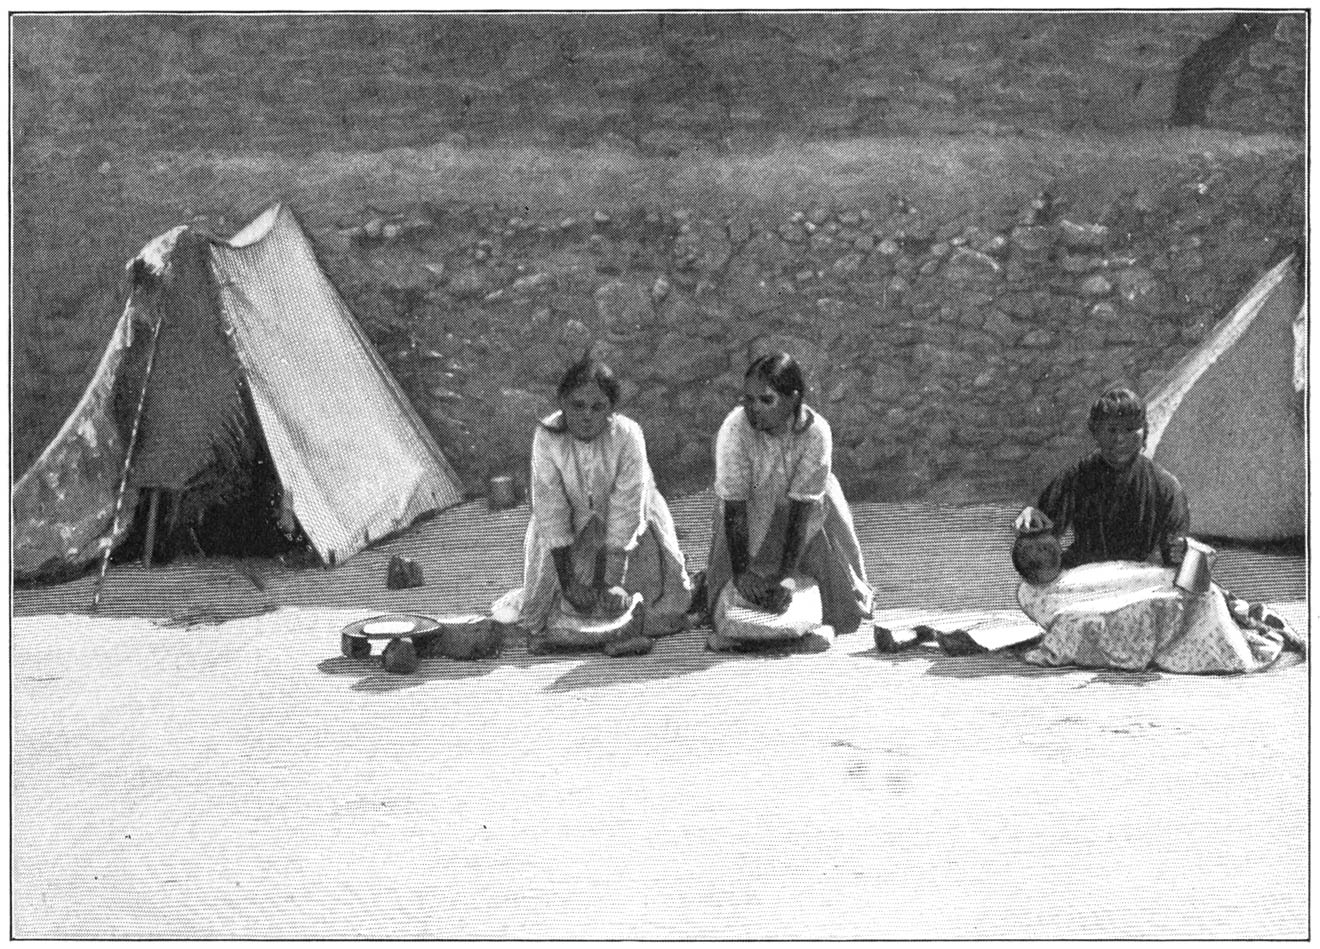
111,387,316,569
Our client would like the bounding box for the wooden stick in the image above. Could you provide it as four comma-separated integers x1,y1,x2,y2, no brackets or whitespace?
142,489,161,568
90,309,166,613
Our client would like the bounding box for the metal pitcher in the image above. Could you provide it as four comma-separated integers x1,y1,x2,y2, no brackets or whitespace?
1174,538,1217,594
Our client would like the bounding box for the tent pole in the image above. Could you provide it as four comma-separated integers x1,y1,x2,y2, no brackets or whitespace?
142,489,161,568
90,310,166,613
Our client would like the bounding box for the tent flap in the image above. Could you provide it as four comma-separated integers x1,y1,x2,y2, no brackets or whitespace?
207,205,463,563
1145,256,1305,542
12,305,140,579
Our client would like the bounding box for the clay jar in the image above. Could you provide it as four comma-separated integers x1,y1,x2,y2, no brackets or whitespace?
1012,530,1063,586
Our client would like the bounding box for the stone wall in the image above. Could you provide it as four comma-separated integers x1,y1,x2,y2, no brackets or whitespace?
308,142,1302,506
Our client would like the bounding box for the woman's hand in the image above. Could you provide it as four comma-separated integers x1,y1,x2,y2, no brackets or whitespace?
734,572,791,613
562,579,599,615
599,585,632,618
1014,506,1053,534
734,571,769,605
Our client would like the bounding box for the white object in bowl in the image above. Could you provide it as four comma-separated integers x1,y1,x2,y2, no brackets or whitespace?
362,619,418,636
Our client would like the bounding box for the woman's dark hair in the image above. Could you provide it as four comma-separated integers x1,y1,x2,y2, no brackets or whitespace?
556,351,621,406
1088,386,1146,430
746,351,805,421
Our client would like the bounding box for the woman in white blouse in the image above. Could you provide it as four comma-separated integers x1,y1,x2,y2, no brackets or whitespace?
508,354,692,638
705,352,873,638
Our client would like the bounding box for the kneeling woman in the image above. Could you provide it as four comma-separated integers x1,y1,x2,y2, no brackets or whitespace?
705,352,873,643
504,354,692,644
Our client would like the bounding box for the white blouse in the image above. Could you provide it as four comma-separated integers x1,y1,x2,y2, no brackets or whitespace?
714,405,831,555
530,412,652,553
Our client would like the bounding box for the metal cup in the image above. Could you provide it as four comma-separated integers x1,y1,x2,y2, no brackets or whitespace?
1174,538,1217,594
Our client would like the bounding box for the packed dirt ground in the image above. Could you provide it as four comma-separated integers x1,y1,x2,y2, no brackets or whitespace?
11,494,1308,939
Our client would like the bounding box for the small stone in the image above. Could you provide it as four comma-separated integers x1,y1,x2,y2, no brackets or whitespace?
449,267,491,300
386,555,425,590
1010,225,1054,259
984,310,1020,344
98,161,112,175
1080,274,1113,296
381,639,420,674
651,275,671,305
1132,261,1165,284
727,217,753,244
779,223,807,243
876,238,901,257
943,249,1002,281
593,210,611,226
1057,219,1110,251
559,217,578,231
832,255,862,275
560,319,592,346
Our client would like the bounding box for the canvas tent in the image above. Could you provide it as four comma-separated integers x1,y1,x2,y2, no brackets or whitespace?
13,204,464,581
1144,254,1306,543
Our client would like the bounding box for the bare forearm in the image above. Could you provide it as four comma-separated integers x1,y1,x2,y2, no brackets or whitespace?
551,544,576,591
778,499,811,577
723,500,750,577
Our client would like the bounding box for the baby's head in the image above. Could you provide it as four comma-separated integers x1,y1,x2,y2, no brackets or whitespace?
1012,531,1062,586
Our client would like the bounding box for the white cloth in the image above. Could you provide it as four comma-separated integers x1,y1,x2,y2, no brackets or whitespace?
713,405,830,557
